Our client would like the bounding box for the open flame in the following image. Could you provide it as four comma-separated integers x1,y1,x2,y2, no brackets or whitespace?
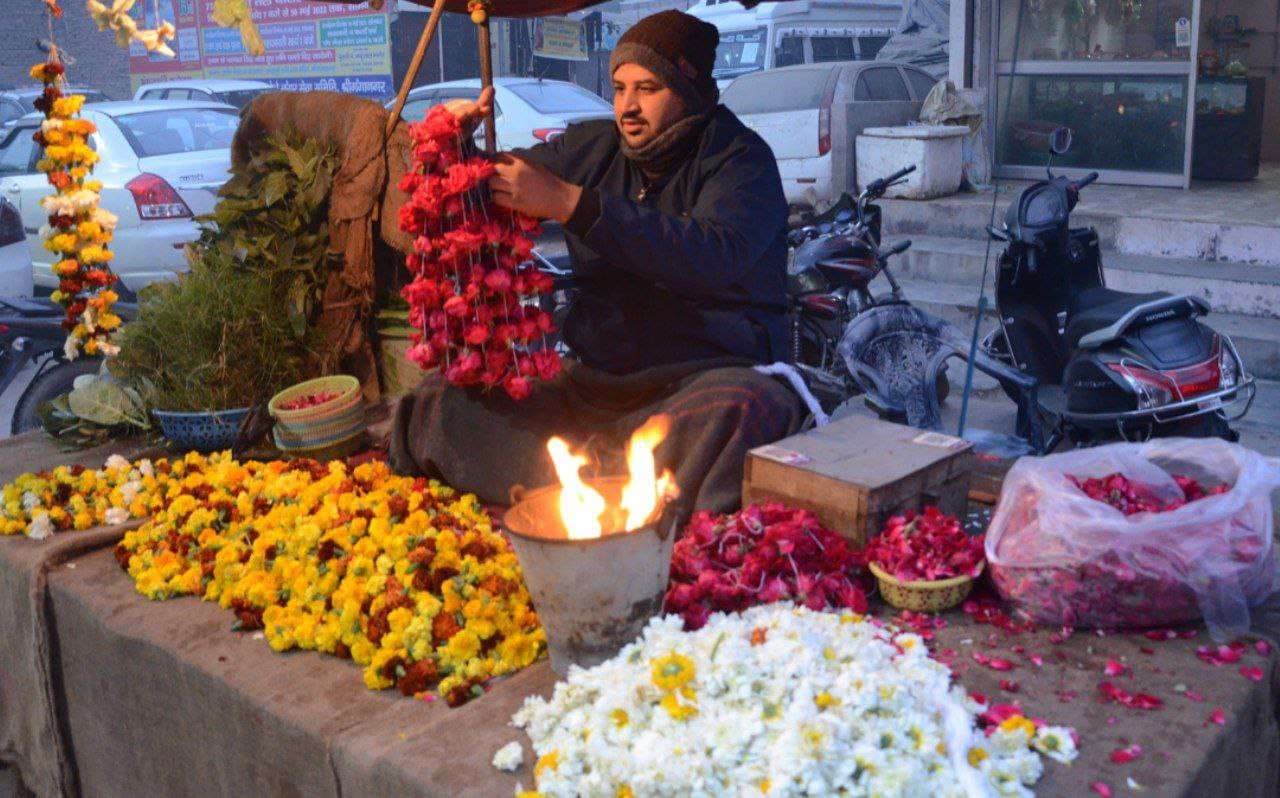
546,415,678,540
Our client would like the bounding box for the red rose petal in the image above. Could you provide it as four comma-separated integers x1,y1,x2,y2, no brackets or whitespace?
1090,781,1113,797
1209,708,1227,726
999,679,1020,693
1184,690,1206,703
1240,666,1264,682
1109,744,1143,764
1104,658,1128,677
1257,640,1273,656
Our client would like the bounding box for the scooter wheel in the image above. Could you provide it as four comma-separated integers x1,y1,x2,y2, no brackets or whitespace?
10,357,102,436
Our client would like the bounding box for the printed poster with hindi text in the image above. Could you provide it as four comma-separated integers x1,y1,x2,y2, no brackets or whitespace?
130,0,393,99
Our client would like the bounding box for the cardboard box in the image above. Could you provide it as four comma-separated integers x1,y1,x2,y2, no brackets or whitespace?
743,415,974,546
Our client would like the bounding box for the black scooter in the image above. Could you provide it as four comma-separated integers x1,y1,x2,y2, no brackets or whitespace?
982,135,1254,449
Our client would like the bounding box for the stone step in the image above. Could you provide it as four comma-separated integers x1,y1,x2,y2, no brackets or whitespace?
885,234,1280,320
879,195,1280,267
892,276,1280,382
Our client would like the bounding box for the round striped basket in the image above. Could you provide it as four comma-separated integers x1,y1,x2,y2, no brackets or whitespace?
269,375,365,453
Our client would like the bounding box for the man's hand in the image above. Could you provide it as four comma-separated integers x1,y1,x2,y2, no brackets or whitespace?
443,85,494,135
489,154,584,223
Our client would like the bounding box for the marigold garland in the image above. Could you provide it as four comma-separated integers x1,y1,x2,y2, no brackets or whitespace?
0,453,178,538
113,455,545,704
397,105,561,401
29,57,122,359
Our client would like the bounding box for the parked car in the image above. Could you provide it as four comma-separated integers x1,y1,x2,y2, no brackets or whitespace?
1,86,111,126
391,77,613,149
134,79,272,109
0,100,238,294
722,61,938,213
0,196,33,296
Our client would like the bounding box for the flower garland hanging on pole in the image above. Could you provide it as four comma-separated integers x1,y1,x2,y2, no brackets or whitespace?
397,106,561,401
30,38,122,358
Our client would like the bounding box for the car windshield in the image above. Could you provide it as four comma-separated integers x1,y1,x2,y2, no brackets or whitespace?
714,27,768,79
114,108,239,157
506,83,609,114
216,89,268,109
721,66,834,115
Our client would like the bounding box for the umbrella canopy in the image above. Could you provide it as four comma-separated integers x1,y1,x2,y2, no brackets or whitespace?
320,0,765,18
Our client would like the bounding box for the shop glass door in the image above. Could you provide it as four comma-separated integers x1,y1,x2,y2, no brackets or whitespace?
993,0,1201,187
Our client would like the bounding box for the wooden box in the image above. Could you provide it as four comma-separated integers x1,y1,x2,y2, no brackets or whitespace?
742,415,974,547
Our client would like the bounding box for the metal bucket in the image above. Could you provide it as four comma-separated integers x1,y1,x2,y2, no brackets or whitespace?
504,476,680,675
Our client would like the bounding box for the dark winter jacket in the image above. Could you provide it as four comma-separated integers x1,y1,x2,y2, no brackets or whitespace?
518,105,789,374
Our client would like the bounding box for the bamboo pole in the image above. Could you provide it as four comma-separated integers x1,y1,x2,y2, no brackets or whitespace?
477,15,496,153
385,0,448,138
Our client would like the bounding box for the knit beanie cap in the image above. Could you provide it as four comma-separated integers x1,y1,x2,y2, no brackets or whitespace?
609,10,720,111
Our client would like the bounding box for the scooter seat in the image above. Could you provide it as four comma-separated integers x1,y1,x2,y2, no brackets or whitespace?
0,296,62,318
1065,287,1176,349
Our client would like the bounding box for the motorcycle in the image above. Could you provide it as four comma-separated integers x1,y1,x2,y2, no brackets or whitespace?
0,296,137,436
981,134,1255,449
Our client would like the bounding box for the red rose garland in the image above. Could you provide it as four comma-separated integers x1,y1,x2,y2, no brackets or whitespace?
396,106,561,401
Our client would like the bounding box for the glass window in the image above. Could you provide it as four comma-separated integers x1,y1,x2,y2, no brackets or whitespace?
714,27,768,79
905,69,938,100
216,89,269,109
507,83,608,114
996,74,1187,174
811,36,854,64
165,89,193,100
0,126,39,175
855,67,910,101
999,0,1193,62
401,98,436,120
774,35,805,68
721,66,834,114
0,100,24,125
858,34,890,59
114,108,239,157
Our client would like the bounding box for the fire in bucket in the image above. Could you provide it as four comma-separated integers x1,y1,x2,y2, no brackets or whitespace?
503,415,682,674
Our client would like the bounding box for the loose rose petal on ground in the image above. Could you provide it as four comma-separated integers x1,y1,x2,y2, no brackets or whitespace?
1144,630,1176,641
1196,645,1244,666
1056,689,1078,703
1028,652,1045,667
1139,646,1155,655
1240,666,1264,682
1110,744,1143,764
1129,693,1163,710
1091,781,1114,797
1209,708,1226,726
1184,690,1206,703
1257,640,1273,656
1105,658,1128,677
999,679,1019,693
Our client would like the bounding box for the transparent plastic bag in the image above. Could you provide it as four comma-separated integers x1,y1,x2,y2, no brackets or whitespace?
985,439,1280,640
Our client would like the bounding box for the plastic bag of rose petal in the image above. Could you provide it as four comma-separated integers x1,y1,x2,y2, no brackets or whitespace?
986,438,1280,641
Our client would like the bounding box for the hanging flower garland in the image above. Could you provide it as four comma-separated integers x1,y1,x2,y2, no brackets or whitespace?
397,105,561,401
30,56,123,359
85,0,177,57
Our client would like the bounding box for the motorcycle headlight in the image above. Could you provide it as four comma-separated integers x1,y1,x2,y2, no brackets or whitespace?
1218,341,1239,389
1107,362,1173,411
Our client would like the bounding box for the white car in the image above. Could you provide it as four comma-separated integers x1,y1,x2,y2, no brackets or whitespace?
0,197,32,296
134,79,272,110
722,61,936,211
0,100,238,295
391,77,613,149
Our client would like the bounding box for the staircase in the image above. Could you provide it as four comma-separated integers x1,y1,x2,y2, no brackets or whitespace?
877,190,1280,381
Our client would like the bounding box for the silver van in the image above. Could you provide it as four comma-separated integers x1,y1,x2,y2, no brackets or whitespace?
722,61,937,212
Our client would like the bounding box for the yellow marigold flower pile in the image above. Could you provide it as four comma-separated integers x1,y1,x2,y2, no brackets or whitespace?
116,456,545,705
1,453,194,538
29,57,122,359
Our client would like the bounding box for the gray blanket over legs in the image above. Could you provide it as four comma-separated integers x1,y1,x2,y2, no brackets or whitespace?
389,359,805,514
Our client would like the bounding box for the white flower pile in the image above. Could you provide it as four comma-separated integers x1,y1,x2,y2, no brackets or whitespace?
514,605,1076,797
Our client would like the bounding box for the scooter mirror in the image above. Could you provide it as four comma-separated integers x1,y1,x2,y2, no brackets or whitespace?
1049,126,1074,156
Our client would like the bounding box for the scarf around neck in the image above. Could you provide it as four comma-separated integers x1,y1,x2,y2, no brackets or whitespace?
618,109,714,178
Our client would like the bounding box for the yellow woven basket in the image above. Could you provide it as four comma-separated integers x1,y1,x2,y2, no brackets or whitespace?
269,375,360,423
869,562,984,614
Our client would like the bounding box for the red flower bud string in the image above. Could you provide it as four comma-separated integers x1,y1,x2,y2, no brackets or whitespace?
397,106,561,400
